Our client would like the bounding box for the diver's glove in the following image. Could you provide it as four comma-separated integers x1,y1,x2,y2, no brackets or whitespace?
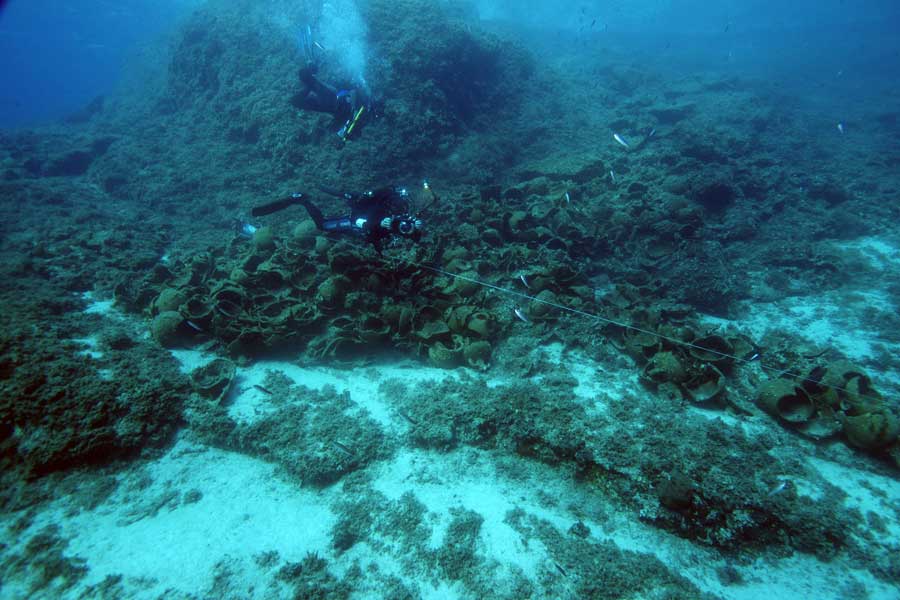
380,217,392,230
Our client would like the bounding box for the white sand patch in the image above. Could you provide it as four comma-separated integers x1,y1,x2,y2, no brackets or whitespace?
524,343,637,415
836,236,900,272
369,444,900,600
371,448,559,582
214,359,464,427
706,552,898,600
71,336,103,360
687,406,773,438
168,349,218,374
807,456,900,540
370,446,712,588
80,291,117,316
706,286,896,370
14,436,336,599
702,235,900,385
708,294,877,362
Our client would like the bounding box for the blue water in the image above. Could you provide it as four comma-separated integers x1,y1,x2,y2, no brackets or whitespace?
0,0,197,128
2,0,899,128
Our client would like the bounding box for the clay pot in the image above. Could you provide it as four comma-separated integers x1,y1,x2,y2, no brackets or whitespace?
150,311,189,348
642,351,687,384
688,335,734,365
429,338,463,368
463,340,492,370
191,358,237,405
683,364,726,404
756,379,816,425
152,288,187,315
844,411,900,451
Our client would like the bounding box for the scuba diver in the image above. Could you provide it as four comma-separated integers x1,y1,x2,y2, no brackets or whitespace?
291,26,379,142
251,184,436,253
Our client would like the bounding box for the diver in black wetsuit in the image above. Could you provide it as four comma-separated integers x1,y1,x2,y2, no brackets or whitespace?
300,187,423,251
291,28,379,142
251,186,428,252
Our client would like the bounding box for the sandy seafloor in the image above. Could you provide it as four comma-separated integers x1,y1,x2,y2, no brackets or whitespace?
2,235,899,600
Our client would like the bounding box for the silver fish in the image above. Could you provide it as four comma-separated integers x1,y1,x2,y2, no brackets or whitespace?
609,170,616,184
767,480,790,497
519,274,530,289
613,133,630,148
514,307,529,323
564,191,571,203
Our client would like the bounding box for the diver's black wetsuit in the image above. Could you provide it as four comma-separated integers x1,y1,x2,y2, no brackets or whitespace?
291,64,375,139
300,187,422,251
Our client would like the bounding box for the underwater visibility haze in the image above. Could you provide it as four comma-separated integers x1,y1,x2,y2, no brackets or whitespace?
1,0,900,598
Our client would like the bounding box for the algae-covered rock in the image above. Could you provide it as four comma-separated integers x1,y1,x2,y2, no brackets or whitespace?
2,320,188,478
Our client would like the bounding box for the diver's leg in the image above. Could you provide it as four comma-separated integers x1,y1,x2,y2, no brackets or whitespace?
299,198,325,229
294,67,340,113
322,217,353,232
308,76,338,103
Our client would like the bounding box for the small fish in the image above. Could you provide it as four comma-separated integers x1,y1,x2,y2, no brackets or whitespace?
554,562,568,577
748,353,759,361
313,41,327,51
185,320,203,332
647,128,657,138
837,122,844,134
332,440,355,457
613,133,630,148
564,191,571,203
514,307,529,323
252,384,273,395
590,19,596,28
767,480,791,497
609,170,616,184
519,274,530,289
